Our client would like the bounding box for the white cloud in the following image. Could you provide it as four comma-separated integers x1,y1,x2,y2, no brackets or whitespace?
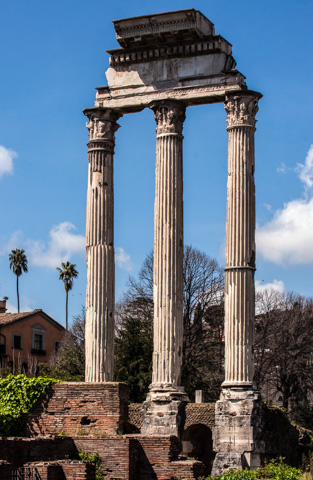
27,222,85,268
255,279,285,294
115,247,133,271
296,145,313,189
257,197,313,265
277,162,287,174
2,224,132,273
0,230,23,255
0,145,17,178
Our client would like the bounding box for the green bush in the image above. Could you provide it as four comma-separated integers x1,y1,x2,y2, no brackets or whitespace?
263,457,301,480
204,458,301,480
207,469,258,480
0,374,58,436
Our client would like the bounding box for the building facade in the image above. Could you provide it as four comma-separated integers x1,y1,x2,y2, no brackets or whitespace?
0,300,65,373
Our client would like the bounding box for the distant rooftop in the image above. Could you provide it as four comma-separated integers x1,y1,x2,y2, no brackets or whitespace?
112,9,215,49
0,307,65,330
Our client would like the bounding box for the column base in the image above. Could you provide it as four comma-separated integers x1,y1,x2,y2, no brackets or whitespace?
212,387,265,476
141,384,189,437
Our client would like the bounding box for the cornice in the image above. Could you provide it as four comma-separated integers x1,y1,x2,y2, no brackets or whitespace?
108,35,232,67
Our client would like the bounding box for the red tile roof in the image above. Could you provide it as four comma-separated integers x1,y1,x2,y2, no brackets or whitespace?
0,309,65,330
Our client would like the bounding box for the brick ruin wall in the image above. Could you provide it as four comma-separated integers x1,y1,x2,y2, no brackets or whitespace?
0,383,303,479
26,382,129,437
0,436,204,479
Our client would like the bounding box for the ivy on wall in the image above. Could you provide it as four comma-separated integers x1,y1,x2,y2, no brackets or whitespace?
0,374,58,436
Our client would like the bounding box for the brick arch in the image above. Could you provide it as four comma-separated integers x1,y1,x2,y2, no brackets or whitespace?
182,423,214,476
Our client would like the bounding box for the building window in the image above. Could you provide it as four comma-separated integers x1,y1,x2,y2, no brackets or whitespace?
32,325,46,355
0,334,6,356
34,333,43,350
13,334,22,350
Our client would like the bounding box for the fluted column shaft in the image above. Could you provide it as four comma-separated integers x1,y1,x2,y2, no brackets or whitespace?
223,93,260,387
84,108,120,382
151,102,186,389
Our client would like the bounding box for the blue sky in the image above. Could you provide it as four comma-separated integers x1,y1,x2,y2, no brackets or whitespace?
0,0,313,327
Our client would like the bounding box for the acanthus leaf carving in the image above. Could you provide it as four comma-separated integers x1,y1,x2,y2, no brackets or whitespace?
152,102,186,136
225,94,259,129
86,110,120,141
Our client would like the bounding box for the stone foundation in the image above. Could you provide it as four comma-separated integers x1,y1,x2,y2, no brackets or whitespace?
141,388,189,437
212,387,264,476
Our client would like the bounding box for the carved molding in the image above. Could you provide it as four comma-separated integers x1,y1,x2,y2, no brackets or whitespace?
87,140,114,153
225,94,259,129
109,36,232,67
86,110,120,142
152,102,186,136
95,82,248,111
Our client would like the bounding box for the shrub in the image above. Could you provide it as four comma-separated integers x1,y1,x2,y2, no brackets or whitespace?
0,374,58,436
205,458,301,480
263,457,301,480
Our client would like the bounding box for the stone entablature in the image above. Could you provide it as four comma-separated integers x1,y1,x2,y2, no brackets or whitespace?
112,9,215,48
91,8,247,113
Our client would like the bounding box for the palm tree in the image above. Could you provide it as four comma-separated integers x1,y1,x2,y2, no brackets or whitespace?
9,249,28,313
57,261,79,329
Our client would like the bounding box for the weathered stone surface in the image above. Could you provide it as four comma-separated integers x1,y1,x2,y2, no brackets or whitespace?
129,402,215,432
112,9,215,48
223,92,261,389
212,92,262,474
95,9,246,112
212,388,264,474
151,101,185,389
212,452,246,477
213,389,264,473
141,101,188,437
141,389,188,437
84,109,121,382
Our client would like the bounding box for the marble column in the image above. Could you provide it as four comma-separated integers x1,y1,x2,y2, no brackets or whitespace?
223,92,260,388
141,101,188,436
212,92,263,475
84,108,120,382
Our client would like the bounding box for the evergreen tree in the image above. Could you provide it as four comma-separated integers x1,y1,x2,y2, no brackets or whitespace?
114,297,153,403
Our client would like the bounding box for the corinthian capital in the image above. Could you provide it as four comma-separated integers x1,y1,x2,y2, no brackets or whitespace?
85,109,121,141
152,102,186,136
225,93,260,129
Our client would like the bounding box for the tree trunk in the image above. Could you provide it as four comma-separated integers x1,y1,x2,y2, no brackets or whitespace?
66,291,68,330
17,275,20,313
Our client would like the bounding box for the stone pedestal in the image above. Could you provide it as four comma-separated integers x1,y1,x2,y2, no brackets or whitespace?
141,386,189,437
212,387,264,476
